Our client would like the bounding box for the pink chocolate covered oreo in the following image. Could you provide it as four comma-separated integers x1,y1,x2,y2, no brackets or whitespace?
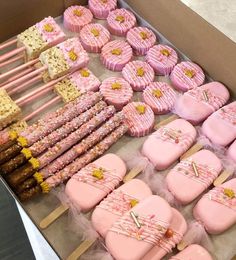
101,40,133,71
170,61,205,91
100,77,133,110
228,140,236,163
127,26,156,55
146,44,178,75
63,5,93,32
142,119,197,170
122,60,155,91
142,82,177,114
122,102,155,137
107,8,136,36
88,0,117,19
80,23,110,53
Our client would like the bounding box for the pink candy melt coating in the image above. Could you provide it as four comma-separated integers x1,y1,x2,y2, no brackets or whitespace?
88,0,117,19
166,149,222,205
193,178,236,234
91,179,152,237
80,23,110,53
227,140,236,163
122,60,155,91
65,153,126,212
100,77,133,110
122,102,155,137
107,8,136,36
127,26,156,55
170,61,205,91
63,6,93,32
146,44,178,75
201,101,236,146
142,82,177,114
101,40,133,71
142,119,196,170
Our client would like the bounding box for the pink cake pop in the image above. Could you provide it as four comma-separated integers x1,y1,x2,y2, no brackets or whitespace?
99,77,133,110
142,82,177,114
170,61,205,91
122,102,155,137
146,44,178,75
88,0,117,19
63,6,93,32
227,140,236,163
107,8,136,36
126,27,156,55
100,40,133,71
122,60,155,91
80,23,111,53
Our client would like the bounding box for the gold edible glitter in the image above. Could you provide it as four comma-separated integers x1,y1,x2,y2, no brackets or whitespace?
111,48,122,55
69,50,78,61
43,23,54,32
92,168,104,180
80,69,90,77
73,9,83,17
91,28,100,37
111,82,122,90
140,31,148,40
136,104,146,114
136,67,145,77
152,89,163,98
184,69,195,78
115,15,125,23
223,188,235,199
160,49,170,56
130,199,139,208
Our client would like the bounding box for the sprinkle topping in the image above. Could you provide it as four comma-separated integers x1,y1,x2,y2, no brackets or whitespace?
43,23,54,32
140,31,148,40
223,188,235,199
160,49,170,56
68,50,78,61
111,82,122,90
130,199,139,208
136,67,145,77
115,15,125,23
73,9,83,17
92,168,104,180
111,48,122,55
136,104,146,114
184,69,195,78
80,69,90,77
152,89,163,98
91,28,100,37
165,228,174,238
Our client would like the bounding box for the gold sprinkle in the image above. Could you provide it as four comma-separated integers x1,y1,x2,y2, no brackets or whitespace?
115,15,125,23
80,69,90,77
91,28,100,37
135,104,146,115
68,50,78,61
184,69,195,78
9,130,18,141
192,161,199,177
223,188,235,199
130,199,139,208
40,181,50,193
111,48,122,55
43,23,54,32
136,67,145,77
111,82,122,90
92,168,104,180
73,9,83,17
140,31,148,40
100,0,107,3
160,49,170,56
152,89,163,98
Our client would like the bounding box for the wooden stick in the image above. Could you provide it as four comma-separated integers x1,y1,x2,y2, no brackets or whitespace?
180,143,203,160
214,170,232,186
0,38,17,51
0,54,24,69
154,114,179,130
123,165,145,183
0,46,25,63
39,204,69,229
66,239,97,260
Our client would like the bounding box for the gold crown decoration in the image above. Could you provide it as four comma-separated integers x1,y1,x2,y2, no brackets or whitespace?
33,172,43,184
111,82,122,90
91,28,100,37
17,136,28,147
115,15,125,23
135,104,146,115
73,9,83,17
9,130,18,141
43,23,54,32
40,181,50,193
160,49,170,56
68,50,78,61
130,199,139,208
140,31,148,40
152,89,163,98
92,168,104,180
184,69,195,78
21,148,32,160
29,157,40,170
136,67,145,77
223,188,235,199
111,48,122,55
80,69,90,77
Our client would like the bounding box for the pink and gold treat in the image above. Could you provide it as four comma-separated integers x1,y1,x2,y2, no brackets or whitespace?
99,77,133,110
122,102,155,137
107,8,136,36
122,60,155,91
142,82,177,114
80,23,111,53
100,40,133,71
126,26,156,55
170,61,205,92
63,5,93,32
146,44,178,75
227,140,236,163
88,0,117,19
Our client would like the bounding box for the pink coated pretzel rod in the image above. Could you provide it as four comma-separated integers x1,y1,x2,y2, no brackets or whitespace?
0,54,24,69
33,106,116,169
0,46,25,63
40,123,128,193
0,38,17,51
18,92,102,147
37,112,124,181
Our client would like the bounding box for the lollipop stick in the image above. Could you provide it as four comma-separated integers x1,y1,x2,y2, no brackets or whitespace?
0,38,17,51
180,143,203,160
154,114,179,130
213,170,232,186
40,204,69,229
0,54,24,69
0,46,25,63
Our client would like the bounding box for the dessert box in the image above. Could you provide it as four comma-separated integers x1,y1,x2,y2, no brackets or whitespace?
0,0,236,259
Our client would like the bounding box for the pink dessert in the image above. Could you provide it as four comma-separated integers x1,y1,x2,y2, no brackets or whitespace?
142,119,197,170
146,44,178,75
170,61,205,91
193,178,236,234
65,153,126,212
99,77,133,110
122,60,155,91
107,8,136,36
88,0,117,19
170,244,213,260
105,195,172,260
227,140,236,162
122,102,155,137
166,150,222,205
201,101,236,146
142,82,177,114
63,5,93,32
91,179,152,237
126,26,156,56
80,23,110,53
143,208,187,260
174,82,229,125
100,40,133,71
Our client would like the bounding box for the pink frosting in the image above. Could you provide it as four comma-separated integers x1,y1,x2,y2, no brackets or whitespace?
107,8,136,36
88,0,117,19
127,26,156,55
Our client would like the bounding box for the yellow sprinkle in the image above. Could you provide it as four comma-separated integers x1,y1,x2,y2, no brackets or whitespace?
17,136,28,147
43,23,54,32
140,31,148,40
111,48,122,55
223,188,235,199
184,69,195,78
115,15,125,23
68,50,78,61
40,182,50,193
91,28,100,37
152,89,163,98
73,9,83,17
29,158,40,170
160,49,170,56
92,168,104,180
21,148,32,160
100,0,107,3
9,130,18,141
111,82,122,90
136,67,145,77
136,104,146,115
33,172,43,184
80,69,90,77
130,199,139,208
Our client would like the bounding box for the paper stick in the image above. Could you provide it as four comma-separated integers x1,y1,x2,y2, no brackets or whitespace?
154,114,179,130
180,143,203,160
0,54,24,69
177,240,187,251
0,46,25,63
0,38,17,51
213,170,232,186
